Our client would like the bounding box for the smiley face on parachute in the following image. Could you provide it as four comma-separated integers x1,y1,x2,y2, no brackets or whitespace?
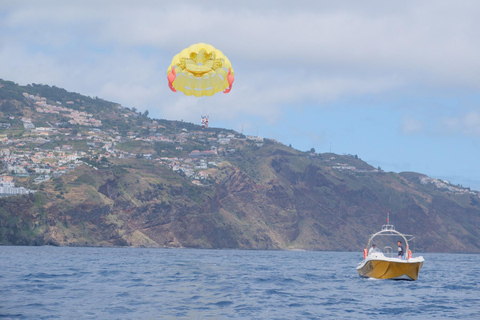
167,43,234,97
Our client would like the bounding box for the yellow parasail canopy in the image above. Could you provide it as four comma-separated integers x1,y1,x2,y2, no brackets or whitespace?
167,43,234,97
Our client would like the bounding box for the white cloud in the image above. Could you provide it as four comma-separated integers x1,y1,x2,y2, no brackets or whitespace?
400,115,425,135
2,0,480,191
1,0,480,125
441,111,480,138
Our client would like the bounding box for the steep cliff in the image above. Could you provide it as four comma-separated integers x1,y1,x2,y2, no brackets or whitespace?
2,152,479,253
1,79,479,252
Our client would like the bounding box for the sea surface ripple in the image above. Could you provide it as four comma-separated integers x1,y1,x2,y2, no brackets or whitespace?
1,246,479,319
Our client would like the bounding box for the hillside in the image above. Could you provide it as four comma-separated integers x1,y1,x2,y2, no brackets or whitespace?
1,79,479,253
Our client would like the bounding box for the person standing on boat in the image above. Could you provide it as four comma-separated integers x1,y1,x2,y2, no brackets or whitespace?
369,243,379,255
397,240,404,259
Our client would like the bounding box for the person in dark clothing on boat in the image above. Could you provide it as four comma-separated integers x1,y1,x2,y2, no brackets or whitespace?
397,240,404,259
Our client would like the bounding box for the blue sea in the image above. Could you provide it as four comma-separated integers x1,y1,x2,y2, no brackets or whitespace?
1,246,479,319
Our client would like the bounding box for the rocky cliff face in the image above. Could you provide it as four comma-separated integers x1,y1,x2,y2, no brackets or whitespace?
1,79,479,253
3,153,478,253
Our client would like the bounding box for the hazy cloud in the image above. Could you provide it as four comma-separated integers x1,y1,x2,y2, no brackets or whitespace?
2,0,480,124
1,0,480,190
441,111,480,138
400,115,425,135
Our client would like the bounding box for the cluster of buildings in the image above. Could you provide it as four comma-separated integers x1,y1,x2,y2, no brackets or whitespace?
1,118,259,190
420,176,478,195
331,164,380,173
159,150,221,186
0,175,35,197
4,92,479,196
161,156,213,184
23,93,102,127
1,144,84,188
322,156,380,173
0,91,273,190
155,134,268,186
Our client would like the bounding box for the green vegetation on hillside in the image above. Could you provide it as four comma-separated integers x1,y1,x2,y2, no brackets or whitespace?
0,79,479,252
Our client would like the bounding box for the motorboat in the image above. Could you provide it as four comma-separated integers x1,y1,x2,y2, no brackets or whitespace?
356,218,424,281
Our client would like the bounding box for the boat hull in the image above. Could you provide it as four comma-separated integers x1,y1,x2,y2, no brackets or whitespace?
357,258,424,281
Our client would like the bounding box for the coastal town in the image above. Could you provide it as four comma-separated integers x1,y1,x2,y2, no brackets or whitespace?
1,91,270,194
1,89,478,198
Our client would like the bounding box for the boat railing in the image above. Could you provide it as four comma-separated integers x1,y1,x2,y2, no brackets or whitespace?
383,246,393,258
365,222,419,261
381,224,395,231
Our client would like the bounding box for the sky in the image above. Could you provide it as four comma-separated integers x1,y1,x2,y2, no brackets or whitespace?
1,0,480,190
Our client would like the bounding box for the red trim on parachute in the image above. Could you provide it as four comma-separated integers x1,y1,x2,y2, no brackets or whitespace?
223,68,234,93
168,67,177,92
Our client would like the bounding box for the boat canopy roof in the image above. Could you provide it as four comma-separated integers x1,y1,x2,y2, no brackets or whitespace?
365,223,414,250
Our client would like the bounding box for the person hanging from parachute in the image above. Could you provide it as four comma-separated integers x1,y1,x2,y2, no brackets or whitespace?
167,43,234,97
200,115,210,129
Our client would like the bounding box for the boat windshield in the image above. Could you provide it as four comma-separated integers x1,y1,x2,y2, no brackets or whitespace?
368,250,385,258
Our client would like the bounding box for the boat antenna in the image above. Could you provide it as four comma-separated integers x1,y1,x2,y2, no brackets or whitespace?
382,212,395,231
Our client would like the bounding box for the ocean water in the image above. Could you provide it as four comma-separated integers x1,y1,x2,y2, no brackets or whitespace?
0,247,479,319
